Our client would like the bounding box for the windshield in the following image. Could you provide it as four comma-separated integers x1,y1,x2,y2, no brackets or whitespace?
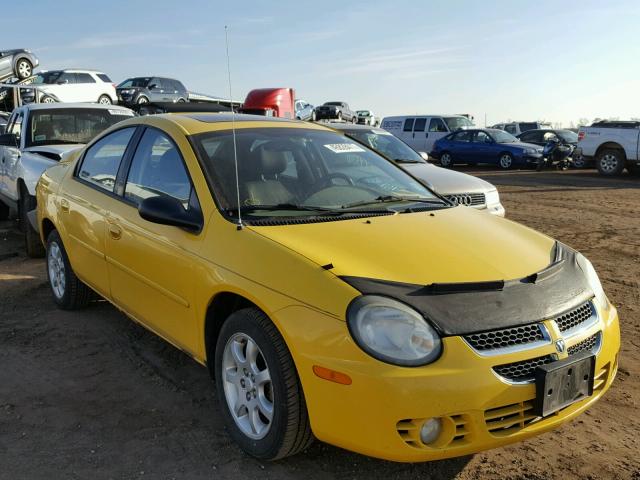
345,130,424,163
192,127,442,220
357,110,370,116
118,77,151,88
443,116,474,131
325,102,342,106
32,71,63,84
557,130,578,142
26,108,134,148
491,130,518,143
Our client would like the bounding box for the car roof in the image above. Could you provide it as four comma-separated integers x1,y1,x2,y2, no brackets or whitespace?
40,69,106,74
322,123,381,132
19,103,133,112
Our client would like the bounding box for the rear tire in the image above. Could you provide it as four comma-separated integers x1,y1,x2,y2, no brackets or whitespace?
499,153,514,169
439,152,453,168
596,149,625,176
214,308,313,460
15,59,32,79
19,186,44,258
98,95,112,105
46,230,92,310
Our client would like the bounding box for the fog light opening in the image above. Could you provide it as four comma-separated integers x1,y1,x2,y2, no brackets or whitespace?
419,417,442,445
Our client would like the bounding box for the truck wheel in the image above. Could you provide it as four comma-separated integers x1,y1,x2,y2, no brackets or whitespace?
19,186,45,258
46,230,93,309
596,149,625,176
214,308,313,460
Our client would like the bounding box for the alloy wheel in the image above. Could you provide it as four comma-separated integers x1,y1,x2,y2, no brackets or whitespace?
440,153,452,167
48,242,66,299
17,60,31,78
500,154,513,169
599,154,618,173
222,332,274,440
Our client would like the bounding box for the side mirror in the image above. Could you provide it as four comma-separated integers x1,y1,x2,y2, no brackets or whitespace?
0,132,19,147
138,195,202,232
419,151,429,161
148,84,157,90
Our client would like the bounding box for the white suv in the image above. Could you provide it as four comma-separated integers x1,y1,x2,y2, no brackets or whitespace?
32,69,117,104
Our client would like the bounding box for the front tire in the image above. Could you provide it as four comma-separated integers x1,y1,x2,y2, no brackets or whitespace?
439,152,453,168
98,95,112,105
596,148,625,176
15,59,33,79
214,308,313,460
137,96,149,104
41,95,56,104
46,230,92,310
499,153,514,169
19,186,44,258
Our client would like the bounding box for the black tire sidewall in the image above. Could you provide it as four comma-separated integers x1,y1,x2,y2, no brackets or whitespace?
214,309,294,459
20,189,44,257
597,149,624,176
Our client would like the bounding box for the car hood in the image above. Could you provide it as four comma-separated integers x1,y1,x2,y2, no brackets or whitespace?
501,141,541,150
24,144,84,160
401,162,495,194
248,207,555,286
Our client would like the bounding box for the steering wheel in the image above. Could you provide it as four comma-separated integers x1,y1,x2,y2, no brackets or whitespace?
316,172,355,189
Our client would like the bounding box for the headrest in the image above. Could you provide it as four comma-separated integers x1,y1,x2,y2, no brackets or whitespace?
251,141,292,177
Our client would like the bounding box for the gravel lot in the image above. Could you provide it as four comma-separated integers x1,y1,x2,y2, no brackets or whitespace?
1,168,638,480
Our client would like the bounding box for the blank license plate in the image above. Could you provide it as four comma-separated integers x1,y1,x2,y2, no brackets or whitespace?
533,351,595,417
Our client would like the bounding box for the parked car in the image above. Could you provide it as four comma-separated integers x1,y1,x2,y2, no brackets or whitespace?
133,101,231,116
294,99,315,121
491,122,552,136
381,115,474,154
327,123,505,216
32,70,117,104
356,110,378,126
36,113,618,463
0,75,39,110
431,128,543,169
117,76,188,106
0,103,134,256
314,101,356,122
0,49,39,81
575,120,640,176
240,88,295,118
517,129,585,167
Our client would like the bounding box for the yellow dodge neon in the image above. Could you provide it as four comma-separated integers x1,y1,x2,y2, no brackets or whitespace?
36,114,619,462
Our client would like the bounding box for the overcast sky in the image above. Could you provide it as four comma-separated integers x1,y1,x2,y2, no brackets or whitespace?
10,0,640,126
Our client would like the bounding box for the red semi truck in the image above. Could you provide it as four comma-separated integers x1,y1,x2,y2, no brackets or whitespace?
240,88,295,119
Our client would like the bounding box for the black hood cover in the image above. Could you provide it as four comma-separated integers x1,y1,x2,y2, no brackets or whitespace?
340,243,593,336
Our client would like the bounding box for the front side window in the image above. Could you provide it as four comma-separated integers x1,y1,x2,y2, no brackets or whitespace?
428,118,447,132
450,131,471,142
77,127,135,192
8,112,23,140
443,116,473,131
474,131,491,143
118,77,151,88
504,124,517,134
192,128,442,218
518,131,538,142
124,129,192,208
403,118,415,132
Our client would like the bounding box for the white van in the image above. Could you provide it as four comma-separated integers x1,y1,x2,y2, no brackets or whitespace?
380,115,474,153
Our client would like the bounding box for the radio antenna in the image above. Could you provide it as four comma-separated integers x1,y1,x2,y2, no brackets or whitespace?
225,25,243,230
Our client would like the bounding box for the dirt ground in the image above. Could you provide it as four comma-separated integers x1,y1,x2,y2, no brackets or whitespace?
1,168,639,480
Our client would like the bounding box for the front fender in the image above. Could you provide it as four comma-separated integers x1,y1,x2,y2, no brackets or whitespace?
17,152,56,196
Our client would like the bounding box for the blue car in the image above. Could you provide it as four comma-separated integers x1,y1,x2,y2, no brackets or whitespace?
431,128,543,169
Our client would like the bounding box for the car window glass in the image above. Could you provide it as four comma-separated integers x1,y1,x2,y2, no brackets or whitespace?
474,131,491,143
77,127,135,192
504,124,517,134
125,129,192,209
519,122,537,132
403,118,415,132
75,73,96,84
451,131,471,142
519,131,535,142
97,73,112,83
429,118,448,132
413,118,427,132
58,72,76,84
8,112,23,140
150,78,163,89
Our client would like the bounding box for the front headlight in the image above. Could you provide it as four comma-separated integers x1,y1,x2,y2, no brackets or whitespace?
576,253,608,308
523,148,537,155
485,189,500,206
347,296,442,366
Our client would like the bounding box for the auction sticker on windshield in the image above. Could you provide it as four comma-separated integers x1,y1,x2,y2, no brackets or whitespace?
324,143,366,153
108,109,134,116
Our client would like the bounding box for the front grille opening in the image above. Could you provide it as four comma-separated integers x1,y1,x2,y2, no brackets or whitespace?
555,302,595,333
444,192,485,207
567,332,601,355
465,323,544,352
484,401,539,437
493,355,554,383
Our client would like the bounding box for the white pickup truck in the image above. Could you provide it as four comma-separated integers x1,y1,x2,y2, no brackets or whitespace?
0,103,134,256
575,120,640,176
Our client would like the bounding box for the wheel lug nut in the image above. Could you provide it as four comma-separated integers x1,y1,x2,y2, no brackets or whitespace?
240,379,245,388
246,392,251,401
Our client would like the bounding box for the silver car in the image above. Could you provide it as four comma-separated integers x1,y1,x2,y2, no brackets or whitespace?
327,123,505,216
0,49,39,81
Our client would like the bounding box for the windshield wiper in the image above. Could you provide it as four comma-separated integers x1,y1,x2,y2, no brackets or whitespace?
393,158,423,164
340,195,446,210
235,203,337,213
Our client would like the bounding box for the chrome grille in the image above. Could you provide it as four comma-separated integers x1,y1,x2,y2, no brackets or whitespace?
493,355,554,383
555,302,594,333
444,192,485,207
464,324,545,352
567,332,601,355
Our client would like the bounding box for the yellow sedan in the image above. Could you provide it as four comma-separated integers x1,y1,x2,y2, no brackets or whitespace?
36,113,619,462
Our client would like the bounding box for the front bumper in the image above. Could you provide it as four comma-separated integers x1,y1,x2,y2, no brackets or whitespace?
482,203,506,217
276,301,619,462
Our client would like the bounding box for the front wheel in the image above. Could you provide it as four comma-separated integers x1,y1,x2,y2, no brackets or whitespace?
137,96,149,104
98,95,112,105
15,59,33,79
46,230,93,309
215,308,313,460
41,95,56,104
499,153,514,169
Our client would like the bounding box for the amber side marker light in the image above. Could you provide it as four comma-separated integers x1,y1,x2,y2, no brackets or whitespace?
313,365,352,385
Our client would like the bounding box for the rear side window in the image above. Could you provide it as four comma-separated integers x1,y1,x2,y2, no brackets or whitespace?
58,72,76,84
97,73,112,83
504,124,517,134
519,131,541,142
124,129,193,208
77,128,135,192
403,118,415,132
451,131,471,142
413,118,427,132
519,123,537,132
429,118,448,132
75,73,96,84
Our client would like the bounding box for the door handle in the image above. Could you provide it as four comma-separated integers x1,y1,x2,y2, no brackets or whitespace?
108,224,122,240
425,133,429,138
60,198,70,213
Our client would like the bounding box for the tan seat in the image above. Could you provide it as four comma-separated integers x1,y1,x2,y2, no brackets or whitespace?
242,143,295,206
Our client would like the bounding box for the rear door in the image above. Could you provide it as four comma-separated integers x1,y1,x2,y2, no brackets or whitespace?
470,131,494,164
411,117,428,151
426,117,449,152
75,72,99,102
399,117,417,149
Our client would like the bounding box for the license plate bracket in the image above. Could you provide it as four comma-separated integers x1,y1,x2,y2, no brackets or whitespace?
533,351,595,417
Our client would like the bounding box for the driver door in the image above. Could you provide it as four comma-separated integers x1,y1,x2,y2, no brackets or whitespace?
0,110,24,203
